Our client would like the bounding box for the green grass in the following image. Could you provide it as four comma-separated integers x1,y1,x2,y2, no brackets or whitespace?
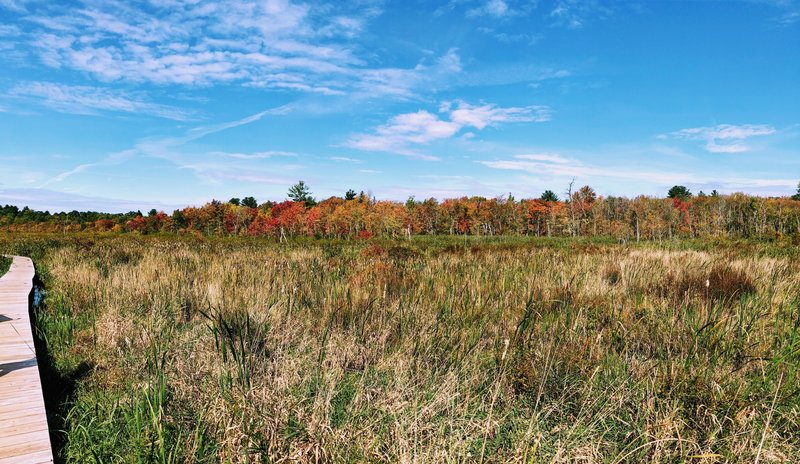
0,233,798,462
0,255,10,278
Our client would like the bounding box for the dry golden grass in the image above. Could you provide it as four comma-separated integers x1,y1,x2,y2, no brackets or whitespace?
4,235,799,463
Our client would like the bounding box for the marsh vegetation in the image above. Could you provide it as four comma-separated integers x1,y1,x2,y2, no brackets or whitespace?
0,255,10,277
1,234,799,462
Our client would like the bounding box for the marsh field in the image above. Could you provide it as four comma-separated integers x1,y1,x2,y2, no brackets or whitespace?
2,234,799,463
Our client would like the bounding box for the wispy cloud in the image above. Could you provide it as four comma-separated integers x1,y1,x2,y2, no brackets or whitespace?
753,0,800,25
467,0,511,17
330,156,362,163
447,0,538,18
43,149,137,186
0,0,29,13
345,100,550,159
211,150,298,160
10,81,195,120
5,0,461,101
44,107,288,186
549,0,614,29
0,187,184,213
480,153,700,185
479,152,798,192
477,26,543,45
515,153,571,163
665,124,776,153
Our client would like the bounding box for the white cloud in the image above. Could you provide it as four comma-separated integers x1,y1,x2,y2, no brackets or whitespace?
479,153,798,192
448,100,550,128
0,0,29,12
480,153,699,185
468,0,510,17
345,110,453,160
667,124,776,153
345,100,550,159
211,150,297,159
550,0,613,29
458,0,540,18
6,0,459,100
0,187,184,213
10,81,195,120
0,25,21,36
330,156,362,163
515,153,570,163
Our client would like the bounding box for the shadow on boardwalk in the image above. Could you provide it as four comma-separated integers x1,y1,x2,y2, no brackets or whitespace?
0,358,37,377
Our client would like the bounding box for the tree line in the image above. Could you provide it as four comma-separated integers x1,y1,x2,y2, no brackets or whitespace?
3,181,800,242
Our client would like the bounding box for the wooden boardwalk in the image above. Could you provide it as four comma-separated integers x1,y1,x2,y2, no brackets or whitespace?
0,256,53,463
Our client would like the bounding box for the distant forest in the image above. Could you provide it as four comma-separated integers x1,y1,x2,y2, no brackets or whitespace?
3,182,800,241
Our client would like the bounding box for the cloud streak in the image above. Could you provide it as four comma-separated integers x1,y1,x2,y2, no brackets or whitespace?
10,81,195,120
44,107,289,186
345,100,550,159
479,153,798,191
666,124,776,153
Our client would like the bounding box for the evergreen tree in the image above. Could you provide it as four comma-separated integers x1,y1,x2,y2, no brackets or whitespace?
288,181,316,206
667,185,692,200
540,190,559,202
241,196,258,208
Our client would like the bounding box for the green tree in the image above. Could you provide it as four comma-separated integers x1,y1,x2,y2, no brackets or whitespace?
148,208,158,217
667,185,692,200
241,196,258,208
540,190,559,202
345,189,357,201
792,182,800,201
228,198,241,206
172,209,187,230
288,181,316,206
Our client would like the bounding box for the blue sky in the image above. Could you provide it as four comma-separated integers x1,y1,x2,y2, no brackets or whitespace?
0,0,798,212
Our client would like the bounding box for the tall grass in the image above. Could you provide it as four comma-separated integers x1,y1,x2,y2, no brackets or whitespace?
1,234,798,462
0,255,10,277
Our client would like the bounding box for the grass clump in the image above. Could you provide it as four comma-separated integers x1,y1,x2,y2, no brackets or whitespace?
0,255,10,277
661,262,757,304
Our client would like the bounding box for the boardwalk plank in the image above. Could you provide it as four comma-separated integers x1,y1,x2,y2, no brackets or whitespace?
0,256,54,463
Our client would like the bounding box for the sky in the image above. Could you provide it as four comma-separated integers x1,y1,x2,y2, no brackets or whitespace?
0,0,798,212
